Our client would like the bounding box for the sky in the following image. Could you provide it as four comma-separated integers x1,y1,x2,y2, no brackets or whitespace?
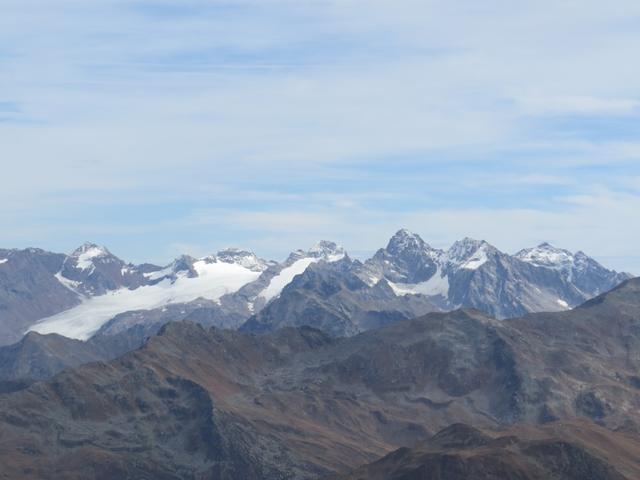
1,0,640,273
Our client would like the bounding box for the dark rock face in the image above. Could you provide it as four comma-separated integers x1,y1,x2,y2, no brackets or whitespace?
59,243,149,296
575,391,608,420
0,280,640,478
0,248,79,345
242,257,439,336
516,243,630,298
0,332,104,383
357,232,632,321
365,229,441,284
0,327,154,390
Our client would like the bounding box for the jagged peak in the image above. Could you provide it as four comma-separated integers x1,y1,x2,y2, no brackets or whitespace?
446,238,495,270
168,255,198,274
66,242,115,271
386,228,429,252
215,247,271,272
281,241,346,266
308,240,346,260
393,228,420,239
448,237,490,256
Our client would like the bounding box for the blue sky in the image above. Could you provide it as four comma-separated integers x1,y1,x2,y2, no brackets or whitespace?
1,0,640,273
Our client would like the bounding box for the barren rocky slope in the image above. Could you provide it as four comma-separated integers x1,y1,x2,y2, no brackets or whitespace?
333,420,640,480
0,278,639,478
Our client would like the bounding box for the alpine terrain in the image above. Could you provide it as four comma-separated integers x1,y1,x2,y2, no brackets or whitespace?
0,279,639,478
0,230,630,346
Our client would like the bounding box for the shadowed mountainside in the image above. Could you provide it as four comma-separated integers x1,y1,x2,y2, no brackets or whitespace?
332,420,640,480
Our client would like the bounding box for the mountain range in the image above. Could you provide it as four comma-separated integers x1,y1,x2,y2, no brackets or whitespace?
0,229,630,346
1,278,639,478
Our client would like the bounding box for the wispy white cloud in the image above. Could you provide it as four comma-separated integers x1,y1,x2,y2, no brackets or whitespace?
0,0,639,271
516,96,640,115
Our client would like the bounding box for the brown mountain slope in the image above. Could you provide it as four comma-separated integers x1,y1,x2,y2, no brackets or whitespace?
0,279,639,478
333,420,640,480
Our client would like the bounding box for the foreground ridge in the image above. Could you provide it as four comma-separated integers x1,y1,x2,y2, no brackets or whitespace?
0,279,639,478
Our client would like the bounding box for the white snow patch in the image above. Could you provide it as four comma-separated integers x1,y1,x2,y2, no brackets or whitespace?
461,248,488,270
326,252,346,262
76,246,107,270
144,265,176,281
556,298,570,309
55,272,82,293
0,258,7,265
30,262,261,340
389,269,450,298
364,274,381,287
259,258,318,302
517,244,574,269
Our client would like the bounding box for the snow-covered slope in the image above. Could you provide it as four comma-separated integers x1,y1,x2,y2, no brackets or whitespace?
258,241,345,302
387,267,449,298
29,258,263,340
26,242,344,340
259,257,319,302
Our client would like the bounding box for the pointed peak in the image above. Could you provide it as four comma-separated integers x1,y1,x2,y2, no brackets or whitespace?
171,254,198,272
395,228,417,237
387,229,429,252
66,242,114,271
390,228,423,241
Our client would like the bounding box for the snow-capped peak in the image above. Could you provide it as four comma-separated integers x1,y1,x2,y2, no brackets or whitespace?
68,242,112,271
305,241,346,261
216,248,271,272
386,229,429,254
515,243,575,270
446,238,494,270
71,242,109,256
